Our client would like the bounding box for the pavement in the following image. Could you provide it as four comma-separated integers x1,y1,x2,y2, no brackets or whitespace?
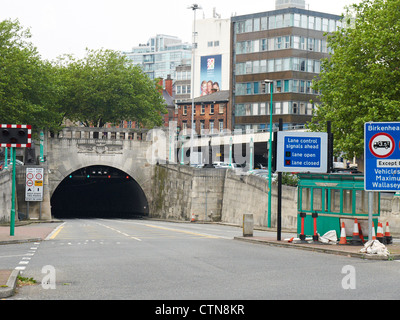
0,221,62,298
0,220,399,298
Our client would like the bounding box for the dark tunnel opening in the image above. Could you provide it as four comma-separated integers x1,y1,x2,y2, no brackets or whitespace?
51,165,149,219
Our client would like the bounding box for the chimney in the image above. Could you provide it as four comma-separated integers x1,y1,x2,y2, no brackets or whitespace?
165,74,173,97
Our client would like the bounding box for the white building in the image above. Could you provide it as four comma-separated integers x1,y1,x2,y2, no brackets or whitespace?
191,13,231,98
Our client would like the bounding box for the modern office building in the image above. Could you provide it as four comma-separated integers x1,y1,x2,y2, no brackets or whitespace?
230,0,341,132
123,34,192,80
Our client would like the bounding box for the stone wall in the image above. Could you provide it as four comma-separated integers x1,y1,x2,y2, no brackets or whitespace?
150,164,298,231
151,164,400,235
0,170,13,223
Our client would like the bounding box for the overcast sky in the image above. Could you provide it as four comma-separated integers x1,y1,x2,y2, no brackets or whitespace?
1,0,361,61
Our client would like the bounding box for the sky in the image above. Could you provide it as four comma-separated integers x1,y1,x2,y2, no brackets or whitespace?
0,0,362,61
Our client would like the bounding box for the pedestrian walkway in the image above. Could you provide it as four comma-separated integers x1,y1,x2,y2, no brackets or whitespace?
0,221,61,245
0,221,62,298
234,235,400,260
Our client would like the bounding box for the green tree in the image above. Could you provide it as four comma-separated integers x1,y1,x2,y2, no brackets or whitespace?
58,49,167,128
309,0,400,159
0,19,64,133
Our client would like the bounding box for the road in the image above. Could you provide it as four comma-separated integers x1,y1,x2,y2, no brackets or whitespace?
2,218,400,302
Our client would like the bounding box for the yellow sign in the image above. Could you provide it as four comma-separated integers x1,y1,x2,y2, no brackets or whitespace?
35,180,43,186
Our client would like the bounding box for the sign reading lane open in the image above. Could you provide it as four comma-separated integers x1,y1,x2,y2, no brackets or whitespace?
276,132,328,173
365,122,400,192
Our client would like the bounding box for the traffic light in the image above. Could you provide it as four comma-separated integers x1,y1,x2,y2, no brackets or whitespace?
0,125,31,147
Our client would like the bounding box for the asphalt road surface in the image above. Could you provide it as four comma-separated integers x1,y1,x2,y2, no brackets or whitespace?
3,218,400,301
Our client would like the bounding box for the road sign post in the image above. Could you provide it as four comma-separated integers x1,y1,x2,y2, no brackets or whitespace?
364,122,400,241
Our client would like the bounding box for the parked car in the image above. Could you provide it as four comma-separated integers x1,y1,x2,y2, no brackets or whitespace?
0,159,24,171
213,162,241,169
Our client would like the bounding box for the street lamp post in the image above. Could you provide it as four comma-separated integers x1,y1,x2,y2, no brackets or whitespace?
264,79,274,228
188,4,202,164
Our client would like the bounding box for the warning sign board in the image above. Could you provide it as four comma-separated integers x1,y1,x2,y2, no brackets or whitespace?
25,167,44,201
365,122,400,191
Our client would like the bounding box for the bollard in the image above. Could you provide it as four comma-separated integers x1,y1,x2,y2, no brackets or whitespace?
297,212,308,243
243,214,254,237
312,212,318,242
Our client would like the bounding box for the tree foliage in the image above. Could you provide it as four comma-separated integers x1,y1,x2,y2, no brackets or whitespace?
309,0,400,158
0,19,167,133
0,19,64,133
56,49,167,128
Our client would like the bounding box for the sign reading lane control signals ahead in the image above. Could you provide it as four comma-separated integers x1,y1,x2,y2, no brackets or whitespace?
276,132,328,173
365,122,400,192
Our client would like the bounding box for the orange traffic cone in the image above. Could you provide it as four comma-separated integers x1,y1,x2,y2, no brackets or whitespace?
191,213,196,222
371,221,376,241
339,222,348,245
376,222,385,244
384,222,393,244
350,218,363,245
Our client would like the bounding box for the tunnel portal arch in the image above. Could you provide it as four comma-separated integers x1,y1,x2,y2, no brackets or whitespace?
50,165,149,219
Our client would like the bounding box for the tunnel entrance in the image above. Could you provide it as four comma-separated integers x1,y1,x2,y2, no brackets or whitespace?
51,165,149,219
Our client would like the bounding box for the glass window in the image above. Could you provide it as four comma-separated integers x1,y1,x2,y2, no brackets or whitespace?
284,80,290,92
294,14,300,27
261,17,268,30
322,18,329,32
308,16,315,29
275,59,282,71
268,59,274,72
315,17,322,31
283,58,290,71
260,103,266,115
246,61,252,74
268,38,275,51
253,60,260,73
284,36,290,48
283,13,292,27
260,60,267,73
282,102,289,114
254,18,260,32
301,15,308,28
276,80,282,92
261,39,267,51
253,82,259,94
269,15,275,29
245,19,253,32
276,15,283,28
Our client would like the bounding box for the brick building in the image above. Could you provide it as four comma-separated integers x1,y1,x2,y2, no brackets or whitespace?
175,90,230,135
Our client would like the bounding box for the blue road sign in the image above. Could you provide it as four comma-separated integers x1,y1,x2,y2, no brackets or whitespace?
365,122,400,191
276,132,328,173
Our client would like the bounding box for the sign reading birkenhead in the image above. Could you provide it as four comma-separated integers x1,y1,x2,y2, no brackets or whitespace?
276,132,328,173
365,122,400,191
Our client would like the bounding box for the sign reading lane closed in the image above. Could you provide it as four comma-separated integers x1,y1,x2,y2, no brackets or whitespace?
365,122,400,191
276,132,328,173
25,167,44,201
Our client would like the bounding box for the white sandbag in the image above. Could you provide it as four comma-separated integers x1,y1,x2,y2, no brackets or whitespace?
360,240,390,256
318,230,337,244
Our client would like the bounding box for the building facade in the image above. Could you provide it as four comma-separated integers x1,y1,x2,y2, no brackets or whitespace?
230,2,341,132
192,15,231,98
175,90,229,135
123,34,192,80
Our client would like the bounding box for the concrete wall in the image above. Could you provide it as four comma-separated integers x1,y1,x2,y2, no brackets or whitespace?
0,170,13,223
151,164,400,235
151,164,298,230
